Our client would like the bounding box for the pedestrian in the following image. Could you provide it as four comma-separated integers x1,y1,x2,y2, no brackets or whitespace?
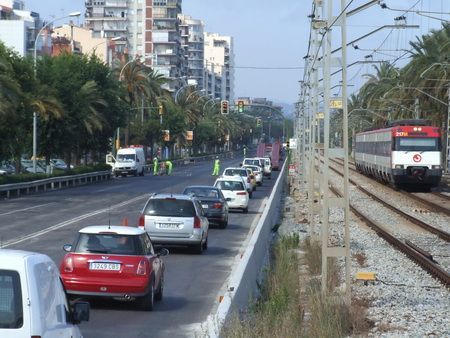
153,156,159,176
165,160,173,175
243,145,247,157
212,156,220,176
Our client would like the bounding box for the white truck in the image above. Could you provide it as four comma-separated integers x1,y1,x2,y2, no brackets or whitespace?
0,249,89,338
106,145,146,177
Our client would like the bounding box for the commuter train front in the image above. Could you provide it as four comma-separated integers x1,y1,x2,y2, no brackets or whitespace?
354,120,443,188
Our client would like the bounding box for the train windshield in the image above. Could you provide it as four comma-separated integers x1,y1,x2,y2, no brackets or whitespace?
394,137,440,151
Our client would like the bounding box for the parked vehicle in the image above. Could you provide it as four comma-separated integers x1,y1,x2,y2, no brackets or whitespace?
182,185,229,228
60,225,168,311
20,159,46,174
50,158,74,170
221,167,253,198
214,177,249,213
0,249,89,337
106,145,145,177
138,193,209,254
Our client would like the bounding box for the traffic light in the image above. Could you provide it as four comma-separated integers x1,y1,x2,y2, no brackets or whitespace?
286,140,290,149
256,118,262,127
237,100,244,113
221,100,229,115
158,105,163,116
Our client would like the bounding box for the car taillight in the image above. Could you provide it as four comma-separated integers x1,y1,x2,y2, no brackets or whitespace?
136,259,148,275
213,202,223,209
138,214,145,229
31,336,42,338
63,255,73,273
193,216,201,228
237,192,247,195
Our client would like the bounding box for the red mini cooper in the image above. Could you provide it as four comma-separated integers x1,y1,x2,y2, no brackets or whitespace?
60,225,168,311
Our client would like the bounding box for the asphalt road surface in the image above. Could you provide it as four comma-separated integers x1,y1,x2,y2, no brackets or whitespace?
0,156,279,338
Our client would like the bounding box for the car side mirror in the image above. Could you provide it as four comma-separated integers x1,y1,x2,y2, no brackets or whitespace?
156,248,169,257
226,197,232,202
63,244,72,252
71,301,90,324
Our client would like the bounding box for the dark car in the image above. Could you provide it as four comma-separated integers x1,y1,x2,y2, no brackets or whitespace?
182,186,229,229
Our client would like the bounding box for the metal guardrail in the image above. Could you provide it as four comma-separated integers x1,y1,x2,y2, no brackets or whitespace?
202,159,287,337
0,171,111,199
0,151,240,199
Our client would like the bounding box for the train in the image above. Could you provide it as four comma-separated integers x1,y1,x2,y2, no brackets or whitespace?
354,119,443,188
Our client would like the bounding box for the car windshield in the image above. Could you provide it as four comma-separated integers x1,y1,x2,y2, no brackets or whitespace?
0,270,23,329
117,154,135,161
52,159,66,166
144,199,196,217
215,180,245,191
75,233,140,255
184,188,219,198
247,166,259,172
224,169,247,177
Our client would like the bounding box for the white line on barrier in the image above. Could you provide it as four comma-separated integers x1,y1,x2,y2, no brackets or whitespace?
1,195,149,248
0,203,55,216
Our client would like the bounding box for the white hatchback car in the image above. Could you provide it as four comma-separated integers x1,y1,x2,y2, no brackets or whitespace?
214,177,249,213
138,193,209,254
243,165,263,186
221,167,253,198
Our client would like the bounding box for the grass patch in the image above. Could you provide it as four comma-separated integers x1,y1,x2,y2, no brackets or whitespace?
223,236,370,338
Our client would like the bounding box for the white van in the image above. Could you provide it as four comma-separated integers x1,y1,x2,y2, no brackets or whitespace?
106,145,146,177
0,249,89,338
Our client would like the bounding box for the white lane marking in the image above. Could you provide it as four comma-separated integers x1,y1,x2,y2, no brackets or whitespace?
0,203,55,216
2,194,149,248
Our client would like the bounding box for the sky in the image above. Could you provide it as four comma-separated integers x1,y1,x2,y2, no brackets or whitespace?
24,0,449,109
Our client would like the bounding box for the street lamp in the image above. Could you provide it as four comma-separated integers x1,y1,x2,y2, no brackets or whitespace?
85,36,124,56
185,89,206,102
32,11,81,173
202,97,220,111
174,81,194,104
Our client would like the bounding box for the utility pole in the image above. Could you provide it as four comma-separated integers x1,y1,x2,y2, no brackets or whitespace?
446,87,450,173
414,97,420,119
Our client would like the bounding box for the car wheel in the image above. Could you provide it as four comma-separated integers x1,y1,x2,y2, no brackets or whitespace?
138,279,154,311
114,173,119,177
193,240,203,254
140,169,145,176
249,191,253,198
219,219,228,229
121,173,126,177
243,207,248,214
202,236,208,250
154,274,163,301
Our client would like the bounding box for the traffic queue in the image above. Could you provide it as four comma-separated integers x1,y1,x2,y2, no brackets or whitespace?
0,154,273,337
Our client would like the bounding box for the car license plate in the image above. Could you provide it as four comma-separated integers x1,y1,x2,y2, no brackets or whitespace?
202,204,208,209
89,262,120,271
158,223,179,229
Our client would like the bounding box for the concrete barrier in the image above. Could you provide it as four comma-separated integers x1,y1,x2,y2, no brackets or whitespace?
201,160,287,337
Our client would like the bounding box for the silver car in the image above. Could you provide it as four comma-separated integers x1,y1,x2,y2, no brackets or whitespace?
138,193,209,254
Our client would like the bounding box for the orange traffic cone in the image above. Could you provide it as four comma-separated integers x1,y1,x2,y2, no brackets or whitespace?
121,217,129,226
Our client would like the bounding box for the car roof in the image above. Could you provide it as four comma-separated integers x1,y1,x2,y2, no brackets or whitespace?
183,185,218,190
79,225,146,235
215,177,244,182
223,167,246,171
0,249,45,260
149,193,194,201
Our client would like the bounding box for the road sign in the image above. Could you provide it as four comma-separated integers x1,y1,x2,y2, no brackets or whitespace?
288,164,296,176
329,98,343,109
315,112,324,119
289,138,297,149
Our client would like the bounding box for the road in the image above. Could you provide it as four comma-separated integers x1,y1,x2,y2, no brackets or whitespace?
0,156,279,338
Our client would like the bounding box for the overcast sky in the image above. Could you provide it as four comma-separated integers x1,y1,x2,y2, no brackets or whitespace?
24,0,449,106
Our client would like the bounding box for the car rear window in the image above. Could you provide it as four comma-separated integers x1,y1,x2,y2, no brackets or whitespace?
144,199,196,217
244,159,260,166
224,169,247,177
183,187,219,198
0,270,23,329
215,180,245,191
75,233,141,255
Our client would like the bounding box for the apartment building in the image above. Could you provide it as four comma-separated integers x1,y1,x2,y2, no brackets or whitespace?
0,0,41,57
179,14,204,89
204,32,234,102
85,0,184,91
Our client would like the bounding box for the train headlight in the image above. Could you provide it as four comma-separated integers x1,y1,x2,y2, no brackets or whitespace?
432,165,442,169
395,165,404,169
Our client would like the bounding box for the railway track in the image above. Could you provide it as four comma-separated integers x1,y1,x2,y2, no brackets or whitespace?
326,159,450,242
330,158,450,217
329,184,450,288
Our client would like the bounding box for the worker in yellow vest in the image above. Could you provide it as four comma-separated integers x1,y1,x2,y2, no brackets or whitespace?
165,160,173,175
212,157,220,176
